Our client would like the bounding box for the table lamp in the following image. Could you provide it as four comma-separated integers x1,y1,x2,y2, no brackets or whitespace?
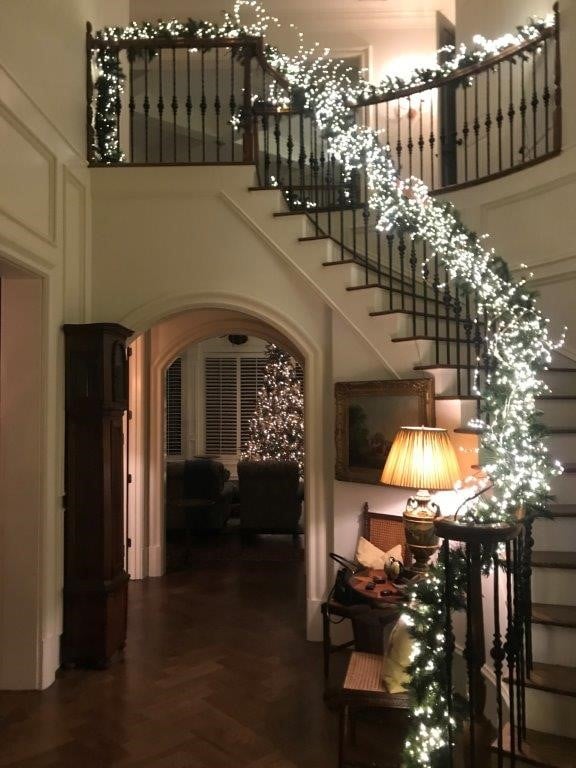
380,426,461,571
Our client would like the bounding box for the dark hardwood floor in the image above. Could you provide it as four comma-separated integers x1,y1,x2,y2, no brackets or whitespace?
0,539,325,767
0,536,398,767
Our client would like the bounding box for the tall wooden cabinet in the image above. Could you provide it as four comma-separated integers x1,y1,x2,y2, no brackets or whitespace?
62,323,132,668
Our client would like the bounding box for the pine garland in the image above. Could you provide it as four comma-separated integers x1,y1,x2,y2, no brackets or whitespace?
92,4,564,764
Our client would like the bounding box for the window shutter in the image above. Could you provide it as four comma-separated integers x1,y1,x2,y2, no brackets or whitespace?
240,356,267,449
165,357,183,456
205,357,238,455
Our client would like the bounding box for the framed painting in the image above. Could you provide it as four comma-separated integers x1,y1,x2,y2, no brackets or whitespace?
335,378,435,484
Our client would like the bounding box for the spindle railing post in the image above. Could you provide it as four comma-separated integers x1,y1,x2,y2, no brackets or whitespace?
242,45,255,163
86,22,95,165
553,2,562,152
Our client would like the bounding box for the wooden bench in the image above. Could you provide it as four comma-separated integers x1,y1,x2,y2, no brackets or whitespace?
338,652,411,768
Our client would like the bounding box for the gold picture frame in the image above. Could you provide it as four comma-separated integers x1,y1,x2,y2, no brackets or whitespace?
335,378,435,485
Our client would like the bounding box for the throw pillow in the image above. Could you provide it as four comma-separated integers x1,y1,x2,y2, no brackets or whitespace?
381,617,413,694
355,536,403,570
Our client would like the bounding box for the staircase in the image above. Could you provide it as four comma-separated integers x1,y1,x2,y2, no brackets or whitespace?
233,182,576,767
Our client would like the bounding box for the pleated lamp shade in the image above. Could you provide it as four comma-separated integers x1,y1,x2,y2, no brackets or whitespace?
380,426,461,491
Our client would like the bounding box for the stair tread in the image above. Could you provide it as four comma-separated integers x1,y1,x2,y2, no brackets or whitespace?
532,551,576,569
322,259,356,267
392,335,473,343
532,603,576,628
523,662,576,697
298,235,330,242
413,364,576,373
493,722,576,767
549,504,576,518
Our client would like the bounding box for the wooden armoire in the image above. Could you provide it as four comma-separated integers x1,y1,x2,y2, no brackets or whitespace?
62,323,132,668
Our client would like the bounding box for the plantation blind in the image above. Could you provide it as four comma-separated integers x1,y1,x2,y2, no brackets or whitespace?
240,357,267,449
165,357,183,456
205,357,238,455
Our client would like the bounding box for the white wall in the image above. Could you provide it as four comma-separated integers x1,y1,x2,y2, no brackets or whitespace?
0,0,129,689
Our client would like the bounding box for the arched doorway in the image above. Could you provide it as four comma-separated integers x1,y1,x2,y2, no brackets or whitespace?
123,299,332,640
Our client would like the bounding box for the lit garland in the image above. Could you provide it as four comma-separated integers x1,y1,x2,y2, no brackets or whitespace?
241,343,304,476
93,4,564,764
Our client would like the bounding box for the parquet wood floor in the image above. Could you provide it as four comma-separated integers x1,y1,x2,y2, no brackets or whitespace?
0,544,398,767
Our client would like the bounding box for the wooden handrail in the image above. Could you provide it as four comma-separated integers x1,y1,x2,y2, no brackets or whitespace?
353,22,557,109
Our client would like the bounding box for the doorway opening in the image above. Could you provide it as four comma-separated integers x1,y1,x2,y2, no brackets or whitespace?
163,333,305,573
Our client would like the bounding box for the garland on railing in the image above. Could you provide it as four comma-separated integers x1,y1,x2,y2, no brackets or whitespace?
93,3,564,764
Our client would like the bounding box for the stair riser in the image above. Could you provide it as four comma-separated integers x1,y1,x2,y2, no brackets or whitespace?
532,517,576,551
542,370,576,395
532,623,576,666
538,400,576,429
549,473,576,504
547,434,576,463
532,567,576,607
525,686,576,738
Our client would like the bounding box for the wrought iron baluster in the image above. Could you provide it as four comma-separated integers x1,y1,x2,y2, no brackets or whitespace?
287,112,294,190
407,96,414,176
520,55,527,162
444,267,452,365
429,95,435,190
128,50,135,163
398,230,406,310
274,112,281,185
263,112,270,187
339,164,345,261
298,112,306,206
200,49,207,162
491,551,505,768
553,2,562,151
418,98,425,181
115,50,122,159
473,77,480,178
171,47,178,162
531,47,539,158
463,84,470,181
363,166,370,284
485,70,492,176
508,59,515,167
186,48,192,162
464,542,477,767
376,225,382,287
387,233,395,310
312,120,319,233
543,39,550,153
410,239,417,335
505,540,517,767
513,537,526,750
434,255,440,363
396,99,403,175
229,49,236,161
523,518,534,673
454,281,462,397
496,62,503,171
143,51,150,162
319,138,326,211
352,169,358,260
464,293,473,397
215,48,221,161
443,540,455,766
157,49,164,162
422,243,429,336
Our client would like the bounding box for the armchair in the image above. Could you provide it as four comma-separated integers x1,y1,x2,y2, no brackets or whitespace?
165,458,233,533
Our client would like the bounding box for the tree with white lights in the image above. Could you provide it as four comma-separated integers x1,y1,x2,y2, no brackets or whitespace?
242,344,304,475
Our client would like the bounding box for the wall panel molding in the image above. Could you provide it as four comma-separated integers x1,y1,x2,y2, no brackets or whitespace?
63,168,87,322
0,101,57,245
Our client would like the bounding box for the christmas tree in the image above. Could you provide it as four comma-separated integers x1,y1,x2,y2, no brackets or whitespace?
242,343,304,476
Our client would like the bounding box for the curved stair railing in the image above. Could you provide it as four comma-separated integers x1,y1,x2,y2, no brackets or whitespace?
87,10,564,766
